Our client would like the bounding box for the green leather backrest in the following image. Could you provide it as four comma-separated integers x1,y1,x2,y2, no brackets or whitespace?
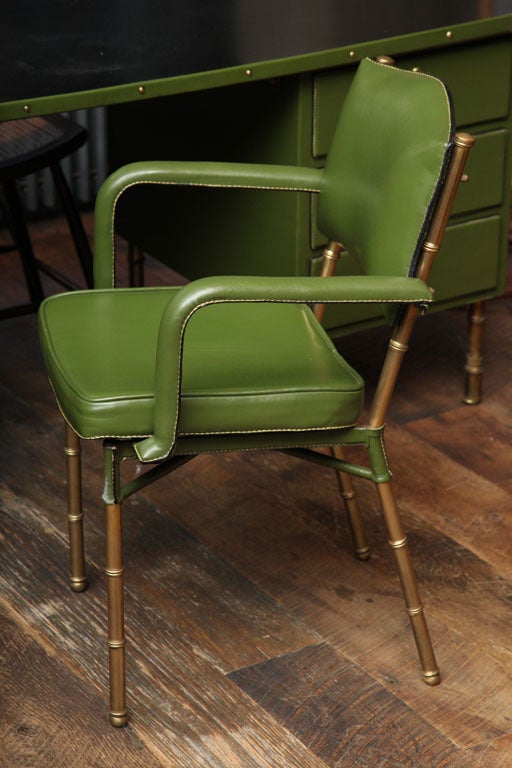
318,58,454,280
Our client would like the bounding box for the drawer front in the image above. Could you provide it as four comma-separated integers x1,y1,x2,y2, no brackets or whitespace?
452,129,508,215
313,38,512,158
429,215,502,303
397,38,512,128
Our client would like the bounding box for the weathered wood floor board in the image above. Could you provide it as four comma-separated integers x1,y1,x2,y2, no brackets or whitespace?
1,215,512,766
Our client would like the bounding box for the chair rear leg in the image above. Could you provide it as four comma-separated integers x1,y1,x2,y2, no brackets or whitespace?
105,501,128,727
376,480,440,685
332,445,370,560
65,423,87,592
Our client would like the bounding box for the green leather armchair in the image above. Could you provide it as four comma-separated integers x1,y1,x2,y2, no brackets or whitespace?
38,58,473,726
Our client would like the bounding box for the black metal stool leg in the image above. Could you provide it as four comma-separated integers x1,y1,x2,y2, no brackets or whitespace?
1,180,44,307
50,163,94,287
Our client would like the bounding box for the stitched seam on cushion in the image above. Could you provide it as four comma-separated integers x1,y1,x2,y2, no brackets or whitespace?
47,378,152,441
181,386,362,398
379,429,392,476
179,421,358,436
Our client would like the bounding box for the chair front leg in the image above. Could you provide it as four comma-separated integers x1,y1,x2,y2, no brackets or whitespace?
65,423,87,592
376,480,440,686
105,500,128,727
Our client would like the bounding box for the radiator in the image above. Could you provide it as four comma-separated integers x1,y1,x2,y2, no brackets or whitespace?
19,107,108,214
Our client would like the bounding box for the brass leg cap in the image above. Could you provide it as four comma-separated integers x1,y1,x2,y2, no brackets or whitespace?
110,711,128,727
355,547,371,562
462,396,481,406
70,577,87,593
423,669,441,686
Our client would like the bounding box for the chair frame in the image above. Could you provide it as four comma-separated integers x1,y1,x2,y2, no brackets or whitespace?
59,128,474,726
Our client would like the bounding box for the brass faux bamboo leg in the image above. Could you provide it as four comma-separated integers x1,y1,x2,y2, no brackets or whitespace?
332,445,370,560
105,501,128,727
376,481,440,685
314,242,370,558
65,423,87,592
463,300,485,405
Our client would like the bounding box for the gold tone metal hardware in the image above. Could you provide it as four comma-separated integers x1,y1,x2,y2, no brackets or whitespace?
245,69,253,77
331,444,370,561
389,339,408,353
455,132,474,148
138,85,146,94
376,482,440,684
412,66,422,73
355,546,371,560
65,424,87,592
422,241,440,255
313,241,343,323
423,669,442,686
106,501,127,726
349,51,355,59
23,105,30,113
461,174,469,183
105,567,125,577
108,639,126,649
376,56,395,65
446,30,453,39
389,536,408,550
110,711,128,728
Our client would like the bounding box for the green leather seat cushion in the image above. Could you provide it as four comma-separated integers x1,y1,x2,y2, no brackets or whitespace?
39,287,364,440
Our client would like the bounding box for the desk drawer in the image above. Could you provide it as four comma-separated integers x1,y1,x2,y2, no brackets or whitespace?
429,215,502,302
397,38,512,128
312,38,512,158
452,129,507,215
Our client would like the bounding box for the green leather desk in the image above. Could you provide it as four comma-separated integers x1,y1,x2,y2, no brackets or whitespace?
2,3,512,398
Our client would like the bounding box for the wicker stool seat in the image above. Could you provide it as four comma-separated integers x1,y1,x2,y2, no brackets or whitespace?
0,114,93,319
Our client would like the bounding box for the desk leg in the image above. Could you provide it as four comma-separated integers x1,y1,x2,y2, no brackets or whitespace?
463,300,485,405
128,244,145,287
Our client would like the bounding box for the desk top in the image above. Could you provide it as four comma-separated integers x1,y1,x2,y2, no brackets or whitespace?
3,1,512,118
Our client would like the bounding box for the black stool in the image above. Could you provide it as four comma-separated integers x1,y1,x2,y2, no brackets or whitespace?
0,115,94,319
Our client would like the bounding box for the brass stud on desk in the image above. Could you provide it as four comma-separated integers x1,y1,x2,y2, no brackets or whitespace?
376,55,395,66
138,85,146,95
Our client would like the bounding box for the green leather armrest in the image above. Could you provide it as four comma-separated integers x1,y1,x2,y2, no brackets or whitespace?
135,274,432,463
93,161,325,289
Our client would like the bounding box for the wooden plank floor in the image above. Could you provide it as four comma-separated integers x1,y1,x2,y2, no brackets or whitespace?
2,214,512,766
